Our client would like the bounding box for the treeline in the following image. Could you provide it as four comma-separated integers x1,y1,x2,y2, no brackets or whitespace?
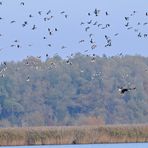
0,53,148,127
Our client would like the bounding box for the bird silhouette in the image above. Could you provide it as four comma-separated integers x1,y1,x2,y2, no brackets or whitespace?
38,11,42,15
91,44,97,49
20,2,24,5
80,22,85,25
93,21,97,25
61,46,66,49
26,76,30,82
47,10,51,15
138,32,142,37
114,33,119,36
60,11,65,14
10,20,16,23
29,14,33,18
79,40,85,43
125,22,129,27
105,11,109,16
64,14,68,18
32,25,36,30
90,38,95,44
87,20,92,24
118,87,136,94
85,27,90,32
144,34,148,37
48,44,51,47
94,9,100,16
125,17,129,21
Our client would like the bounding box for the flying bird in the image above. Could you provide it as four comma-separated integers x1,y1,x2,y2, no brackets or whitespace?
85,27,90,32
93,21,97,25
64,15,68,18
125,22,129,27
46,54,49,58
38,11,42,15
118,87,136,94
144,34,148,38
32,25,36,30
90,38,94,44
79,40,85,43
94,9,100,16
17,45,21,48
26,76,30,82
10,20,16,23
61,46,66,49
20,2,24,5
138,32,142,37
105,11,109,16
80,22,85,25
125,17,129,21
114,33,119,36
29,14,33,18
47,10,51,15
87,20,92,24
60,11,65,14
143,22,148,25
91,44,97,49
48,44,51,47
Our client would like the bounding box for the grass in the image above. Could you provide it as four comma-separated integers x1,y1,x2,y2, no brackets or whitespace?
0,124,148,146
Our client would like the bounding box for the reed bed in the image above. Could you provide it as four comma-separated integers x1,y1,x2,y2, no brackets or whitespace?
0,124,148,146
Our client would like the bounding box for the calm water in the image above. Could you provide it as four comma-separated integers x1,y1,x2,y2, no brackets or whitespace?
2,143,148,148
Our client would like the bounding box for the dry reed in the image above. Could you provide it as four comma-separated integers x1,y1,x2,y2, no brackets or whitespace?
0,124,148,146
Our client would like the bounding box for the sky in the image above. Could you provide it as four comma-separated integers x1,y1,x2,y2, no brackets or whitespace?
0,0,148,62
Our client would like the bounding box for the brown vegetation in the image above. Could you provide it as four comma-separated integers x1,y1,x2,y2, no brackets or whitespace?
0,124,148,146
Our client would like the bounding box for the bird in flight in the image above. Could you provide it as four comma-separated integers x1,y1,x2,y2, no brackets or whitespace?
32,25,36,30
46,10,51,15
38,11,42,15
105,11,109,16
85,27,90,32
26,76,30,82
60,11,65,14
94,9,100,16
10,20,16,24
20,2,24,5
118,87,136,94
79,40,85,43
125,17,129,21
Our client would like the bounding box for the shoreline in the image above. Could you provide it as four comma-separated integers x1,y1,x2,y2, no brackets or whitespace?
0,124,148,146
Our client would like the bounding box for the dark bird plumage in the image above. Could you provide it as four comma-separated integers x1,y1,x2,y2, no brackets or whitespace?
20,2,24,5
118,87,136,94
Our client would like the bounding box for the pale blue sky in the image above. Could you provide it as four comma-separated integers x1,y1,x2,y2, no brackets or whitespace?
0,0,148,62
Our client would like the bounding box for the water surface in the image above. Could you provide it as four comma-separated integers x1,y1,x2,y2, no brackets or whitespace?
2,143,148,148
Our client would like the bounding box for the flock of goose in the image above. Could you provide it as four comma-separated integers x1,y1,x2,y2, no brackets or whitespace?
1,1,148,94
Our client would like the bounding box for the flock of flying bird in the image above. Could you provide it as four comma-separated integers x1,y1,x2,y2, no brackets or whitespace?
1,1,148,95
78,8,148,52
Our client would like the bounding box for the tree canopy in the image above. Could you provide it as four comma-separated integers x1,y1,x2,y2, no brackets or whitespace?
0,53,148,127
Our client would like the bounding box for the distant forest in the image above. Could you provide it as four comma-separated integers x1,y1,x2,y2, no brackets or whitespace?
0,53,148,127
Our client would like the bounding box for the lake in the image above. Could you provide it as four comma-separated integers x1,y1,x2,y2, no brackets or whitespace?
1,143,148,148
